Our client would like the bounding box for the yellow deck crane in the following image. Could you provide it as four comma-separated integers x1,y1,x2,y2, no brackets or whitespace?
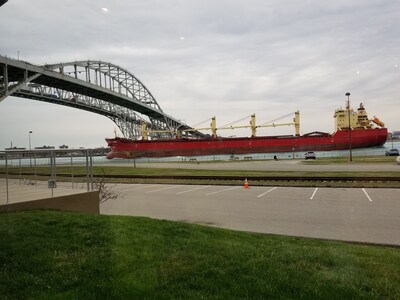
141,111,300,140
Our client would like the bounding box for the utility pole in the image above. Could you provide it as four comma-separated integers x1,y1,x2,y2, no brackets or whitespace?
29,130,33,167
345,93,352,162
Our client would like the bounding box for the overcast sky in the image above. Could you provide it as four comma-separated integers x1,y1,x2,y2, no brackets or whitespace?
1,0,399,149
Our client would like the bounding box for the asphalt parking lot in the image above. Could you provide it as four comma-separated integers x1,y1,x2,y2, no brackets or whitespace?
2,158,399,246
101,183,400,246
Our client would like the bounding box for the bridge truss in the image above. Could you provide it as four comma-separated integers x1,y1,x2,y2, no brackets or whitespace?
0,55,205,139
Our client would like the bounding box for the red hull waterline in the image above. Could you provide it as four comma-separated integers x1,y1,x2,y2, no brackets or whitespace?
106,128,388,159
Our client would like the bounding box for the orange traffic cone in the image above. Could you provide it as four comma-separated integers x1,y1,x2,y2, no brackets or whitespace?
244,178,249,189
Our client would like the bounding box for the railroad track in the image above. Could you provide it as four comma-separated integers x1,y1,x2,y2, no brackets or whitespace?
100,174,400,183
2,172,400,183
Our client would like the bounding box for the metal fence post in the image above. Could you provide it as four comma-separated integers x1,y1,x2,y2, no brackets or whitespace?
90,149,94,191
70,153,74,189
5,152,9,204
34,151,37,185
50,150,56,197
86,149,90,191
19,154,22,184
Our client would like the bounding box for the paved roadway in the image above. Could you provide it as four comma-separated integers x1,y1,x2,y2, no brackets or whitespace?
101,183,400,246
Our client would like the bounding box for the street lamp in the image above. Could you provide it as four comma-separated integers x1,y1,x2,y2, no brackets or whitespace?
345,93,352,162
29,131,33,167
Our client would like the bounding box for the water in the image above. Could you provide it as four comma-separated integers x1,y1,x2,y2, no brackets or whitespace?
1,140,399,166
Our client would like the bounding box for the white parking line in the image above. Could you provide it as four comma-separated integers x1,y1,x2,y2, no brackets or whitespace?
310,188,318,200
176,186,211,195
146,185,184,193
362,188,373,202
117,184,158,192
205,186,241,196
257,187,278,198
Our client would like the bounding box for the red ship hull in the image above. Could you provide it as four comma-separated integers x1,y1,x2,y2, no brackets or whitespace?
106,128,388,159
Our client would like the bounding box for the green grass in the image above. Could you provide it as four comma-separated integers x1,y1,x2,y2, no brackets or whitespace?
2,164,400,178
1,210,400,299
2,158,400,187
302,155,398,164
1,155,399,179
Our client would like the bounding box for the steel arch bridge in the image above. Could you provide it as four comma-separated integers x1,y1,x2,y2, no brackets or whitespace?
0,55,205,139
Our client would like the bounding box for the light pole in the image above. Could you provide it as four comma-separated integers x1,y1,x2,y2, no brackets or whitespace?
345,93,352,162
29,130,33,167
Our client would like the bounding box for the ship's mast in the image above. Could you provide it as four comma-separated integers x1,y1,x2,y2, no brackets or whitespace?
294,111,300,136
141,122,148,140
210,117,217,138
250,114,256,137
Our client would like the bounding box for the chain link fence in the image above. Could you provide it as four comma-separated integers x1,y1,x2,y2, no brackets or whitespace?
0,149,95,205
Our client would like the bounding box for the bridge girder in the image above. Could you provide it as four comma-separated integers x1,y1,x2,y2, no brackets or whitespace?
0,55,206,139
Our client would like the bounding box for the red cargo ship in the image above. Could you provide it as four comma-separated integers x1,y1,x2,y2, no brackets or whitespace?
106,102,387,159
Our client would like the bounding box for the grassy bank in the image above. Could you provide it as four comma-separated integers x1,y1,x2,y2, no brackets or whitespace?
1,210,400,299
2,161,400,187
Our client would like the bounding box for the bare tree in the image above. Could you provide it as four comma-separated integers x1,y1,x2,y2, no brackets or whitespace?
95,169,118,204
